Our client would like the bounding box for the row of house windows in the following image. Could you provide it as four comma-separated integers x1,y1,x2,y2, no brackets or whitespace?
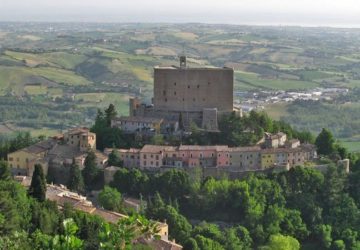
143,155,160,160
143,161,159,166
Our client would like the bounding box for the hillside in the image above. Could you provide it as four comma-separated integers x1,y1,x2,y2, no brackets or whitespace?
1,23,360,147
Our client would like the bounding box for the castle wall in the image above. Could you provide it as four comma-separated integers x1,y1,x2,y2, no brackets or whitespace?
153,67,233,113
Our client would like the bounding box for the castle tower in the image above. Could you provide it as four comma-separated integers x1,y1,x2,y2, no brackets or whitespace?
180,56,186,68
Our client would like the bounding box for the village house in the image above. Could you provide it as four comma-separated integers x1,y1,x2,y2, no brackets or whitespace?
8,138,57,176
111,116,164,134
110,133,316,171
8,128,107,178
229,146,262,171
264,132,287,148
140,145,176,169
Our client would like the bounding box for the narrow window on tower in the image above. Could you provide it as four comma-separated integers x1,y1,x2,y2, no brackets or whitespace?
174,91,176,96
163,90,166,96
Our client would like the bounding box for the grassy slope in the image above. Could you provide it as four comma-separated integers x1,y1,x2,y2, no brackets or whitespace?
235,71,318,90
75,92,130,115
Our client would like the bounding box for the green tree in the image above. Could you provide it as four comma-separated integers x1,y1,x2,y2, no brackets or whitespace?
111,168,149,196
30,200,60,235
82,151,99,190
223,228,245,250
192,222,223,243
98,186,122,211
99,215,159,250
259,234,300,250
151,134,165,145
315,128,335,156
194,235,225,250
28,164,46,202
52,218,83,250
0,181,31,234
0,160,11,181
332,240,346,250
31,229,53,250
108,150,123,167
184,238,199,250
315,224,332,249
0,231,32,250
68,161,84,193
341,229,358,250
155,169,191,200
234,226,253,250
105,104,117,127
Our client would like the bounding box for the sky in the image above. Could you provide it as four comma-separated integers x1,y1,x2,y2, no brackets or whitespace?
0,0,360,27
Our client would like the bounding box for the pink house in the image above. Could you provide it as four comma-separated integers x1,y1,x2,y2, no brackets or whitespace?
140,145,176,169
178,145,229,167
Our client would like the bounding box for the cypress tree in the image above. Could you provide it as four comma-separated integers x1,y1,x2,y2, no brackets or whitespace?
315,128,335,156
82,151,98,190
105,104,117,127
0,160,11,181
29,164,46,202
68,160,84,193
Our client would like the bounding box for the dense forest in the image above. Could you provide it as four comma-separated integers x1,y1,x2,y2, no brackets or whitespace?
108,163,360,250
2,159,359,249
0,160,164,250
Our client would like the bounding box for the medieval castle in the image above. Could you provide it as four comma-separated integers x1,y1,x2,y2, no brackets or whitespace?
126,56,242,131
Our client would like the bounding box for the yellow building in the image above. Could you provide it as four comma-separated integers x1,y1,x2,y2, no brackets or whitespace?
63,127,96,152
7,139,55,176
261,151,277,169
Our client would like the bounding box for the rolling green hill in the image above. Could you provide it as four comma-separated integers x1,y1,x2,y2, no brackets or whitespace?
1,23,360,142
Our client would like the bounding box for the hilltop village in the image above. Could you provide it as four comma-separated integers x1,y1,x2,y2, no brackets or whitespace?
4,57,353,250
7,57,322,180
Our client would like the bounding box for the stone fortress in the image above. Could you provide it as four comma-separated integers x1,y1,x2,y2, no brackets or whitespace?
128,56,242,131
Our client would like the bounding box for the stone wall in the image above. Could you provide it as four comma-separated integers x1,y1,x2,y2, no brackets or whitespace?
153,67,233,112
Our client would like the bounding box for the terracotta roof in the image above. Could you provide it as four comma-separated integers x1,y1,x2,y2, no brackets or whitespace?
261,147,305,154
47,144,85,160
141,145,176,154
66,127,91,135
104,148,141,155
136,238,183,250
119,148,141,153
21,139,57,154
178,145,229,151
93,208,128,223
74,203,96,213
230,146,262,152
95,150,108,161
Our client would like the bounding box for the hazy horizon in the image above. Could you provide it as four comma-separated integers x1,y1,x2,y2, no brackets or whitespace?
0,0,360,28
